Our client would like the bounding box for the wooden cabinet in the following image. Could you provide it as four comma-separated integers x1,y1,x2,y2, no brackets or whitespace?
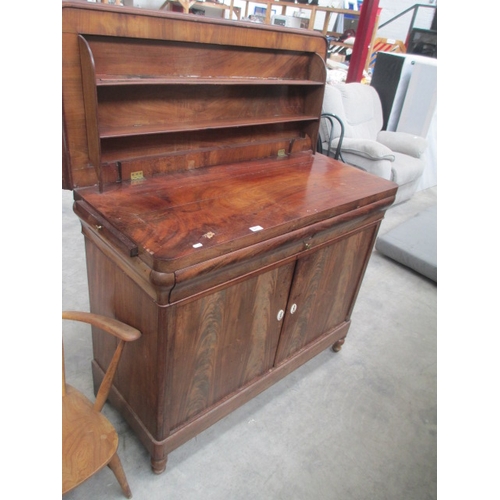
62,1,397,474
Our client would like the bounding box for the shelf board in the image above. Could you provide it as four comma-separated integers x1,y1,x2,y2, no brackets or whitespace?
96,75,324,86
99,115,319,139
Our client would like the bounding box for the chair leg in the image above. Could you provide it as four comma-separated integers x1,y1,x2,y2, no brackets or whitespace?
108,453,132,498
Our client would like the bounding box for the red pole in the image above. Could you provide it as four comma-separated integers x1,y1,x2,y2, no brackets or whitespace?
346,0,380,83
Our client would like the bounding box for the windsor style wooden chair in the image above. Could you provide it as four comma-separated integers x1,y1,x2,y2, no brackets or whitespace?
62,311,141,497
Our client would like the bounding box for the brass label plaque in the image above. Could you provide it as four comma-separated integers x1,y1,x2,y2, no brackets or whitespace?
131,170,144,180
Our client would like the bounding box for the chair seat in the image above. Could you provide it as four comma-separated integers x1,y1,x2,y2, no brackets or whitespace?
62,385,119,494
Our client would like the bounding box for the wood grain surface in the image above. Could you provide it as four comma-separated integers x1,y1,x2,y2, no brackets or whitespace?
75,153,397,272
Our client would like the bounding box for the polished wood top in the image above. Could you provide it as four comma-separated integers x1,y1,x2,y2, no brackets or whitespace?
74,153,397,271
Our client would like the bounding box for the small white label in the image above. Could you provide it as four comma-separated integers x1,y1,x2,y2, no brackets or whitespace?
192,243,203,248
250,225,264,232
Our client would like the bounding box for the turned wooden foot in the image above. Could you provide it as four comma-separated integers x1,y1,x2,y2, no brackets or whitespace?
332,338,345,352
151,456,168,475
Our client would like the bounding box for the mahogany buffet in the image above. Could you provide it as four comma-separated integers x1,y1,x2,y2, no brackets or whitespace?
62,1,397,474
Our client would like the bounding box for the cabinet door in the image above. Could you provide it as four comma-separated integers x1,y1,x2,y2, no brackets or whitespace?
274,224,378,365
167,261,295,430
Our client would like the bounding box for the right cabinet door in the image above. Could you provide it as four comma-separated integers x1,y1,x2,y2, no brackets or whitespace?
274,223,379,365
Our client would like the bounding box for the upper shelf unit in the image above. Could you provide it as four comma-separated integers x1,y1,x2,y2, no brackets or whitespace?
77,33,326,190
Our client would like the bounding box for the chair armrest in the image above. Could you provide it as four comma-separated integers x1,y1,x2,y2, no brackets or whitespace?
377,131,427,158
334,137,395,161
63,311,142,413
62,311,141,342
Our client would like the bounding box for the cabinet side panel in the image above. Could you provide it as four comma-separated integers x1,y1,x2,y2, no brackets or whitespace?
275,223,379,364
63,31,97,187
167,262,295,430
84,236,161,438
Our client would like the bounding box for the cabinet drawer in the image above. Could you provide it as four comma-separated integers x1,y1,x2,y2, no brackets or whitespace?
170,204,386,303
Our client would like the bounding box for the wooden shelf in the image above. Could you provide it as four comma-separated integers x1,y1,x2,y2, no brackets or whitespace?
95,75,324,86
99,115,319,139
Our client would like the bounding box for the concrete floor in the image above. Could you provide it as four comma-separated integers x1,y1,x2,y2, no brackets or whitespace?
62,186,437,500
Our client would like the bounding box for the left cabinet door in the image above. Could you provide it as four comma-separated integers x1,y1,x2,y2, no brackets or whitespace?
166,261,296,430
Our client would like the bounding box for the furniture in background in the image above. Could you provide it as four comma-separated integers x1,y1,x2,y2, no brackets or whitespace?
62,311,141,498
367,37,407,72
370,52,437,191
160,0,242,19
320,82,427,205
407,28,437,59
160,0,361,36
376,204,437,282
370,52,437,135
62,2,397,475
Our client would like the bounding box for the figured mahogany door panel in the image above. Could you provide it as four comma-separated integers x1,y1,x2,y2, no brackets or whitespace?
274,223,379,365
166,262,295,430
